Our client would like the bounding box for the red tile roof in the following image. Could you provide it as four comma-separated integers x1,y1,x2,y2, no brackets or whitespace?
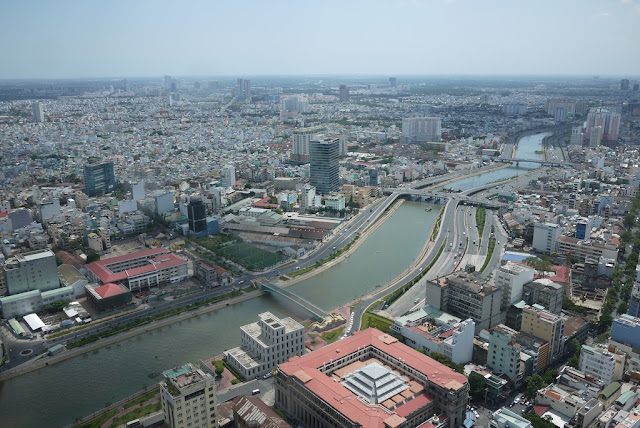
280,329,467,428
394,392,432,417
95,283,126,298
87,248,185,283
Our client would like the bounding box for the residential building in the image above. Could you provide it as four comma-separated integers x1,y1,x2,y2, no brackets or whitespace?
536,385,587,420
570,126,584,146
489,408,531,428
494,263,535,309
522,279,564,314
400,314,475,364
590,126,603,147
521,304,564,362
585,107,620,142
86,247,188,291
339,84,349,102
32,102,45,123
310,136,340,195
579,345,626,385
426,272,502,333
389,77,397,87
188,197,207,234
194,261,230,287
154,190,175,217
220,165,236,188
502,103,527,115
300,184,316,211
237,78,250,101
487,324,523,384
574,398,604,428
2,249,59,295
160,363,218,428
532,222,562,254
84,160,115,197
281,94,309,113
291,126,324,163
226,312,304,379
558,366,605,398
276,328,470,428
555,236,619,262
402,117,442,142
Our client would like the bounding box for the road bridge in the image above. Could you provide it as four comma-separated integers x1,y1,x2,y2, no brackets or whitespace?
495,157,574,167
253,278,328,322
381,188,507,209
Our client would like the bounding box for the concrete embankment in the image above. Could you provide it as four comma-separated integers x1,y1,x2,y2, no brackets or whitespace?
0,290,264,382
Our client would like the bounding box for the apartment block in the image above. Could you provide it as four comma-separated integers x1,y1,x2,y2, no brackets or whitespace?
521,304,564,363
494,262,535,309
2,249,60,295
578,345,626,385
160,363,218,428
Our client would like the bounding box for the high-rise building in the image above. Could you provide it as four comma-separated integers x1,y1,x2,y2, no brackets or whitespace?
589,126,603,147
402,117,442,142
2,249,59,295
585,107,620,142
310,136,340,195
522,279,564,315
554,106,568,122
276,328,470,428
494,262,535,310
164,75,172,89
208,80,219,90
32,102,45,123
84,161,115,197
226,312,304,379
389,77,397,87
281,95,309,113
187,197,207,233
570,126,583,146
291,126,324,162
220,165,236,188
160,363,218,428
487,324,523,384
503,103,527,115
621,79,630,91
237,78,250,101
611,314,640,348
521,304,564,363
339,84,349,102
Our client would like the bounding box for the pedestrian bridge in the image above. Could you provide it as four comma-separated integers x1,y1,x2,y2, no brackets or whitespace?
253,278,328,322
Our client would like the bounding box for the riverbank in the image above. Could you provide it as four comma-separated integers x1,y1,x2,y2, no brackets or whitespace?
0,290,264,382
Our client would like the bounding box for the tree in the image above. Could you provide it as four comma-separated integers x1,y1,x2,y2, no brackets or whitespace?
523,413,555,428
524,375,546,400
524,256,552,277
618,302,629,315
55,255,63,266
86,252,100,263
624,213,636,230
215,365,224,378
59,196,68,206
544,369,559,384
567,355,579,369
468,372,486,399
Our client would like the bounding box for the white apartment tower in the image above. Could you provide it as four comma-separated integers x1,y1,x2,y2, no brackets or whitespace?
291,126,324,162
300,184,316,211
494,262,535,309
532,222,563,254
32,102,45,123
402,117,442,142
160,363,218,428
225,312,304,379
578,345,625,385
220,165,236,188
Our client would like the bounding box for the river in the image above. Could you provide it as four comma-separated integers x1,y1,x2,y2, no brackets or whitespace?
0,132,548,427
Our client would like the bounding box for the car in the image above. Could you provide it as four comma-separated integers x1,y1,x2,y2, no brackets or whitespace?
414,298,420,304
238,280,244,284
296,267,300,270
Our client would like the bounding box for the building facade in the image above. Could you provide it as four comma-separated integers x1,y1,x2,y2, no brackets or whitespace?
226,312,304,379
276,328,469,428
520,304,564,363
578,345,625,385
84,160,115,197
291,126,324,163
487,324,523,384
188,197,207,233
522,279,564,314
310,137,340,195
2,249,59,295
532,222,562,254
402,117,442,142
160,363,218,428
494,263,535,310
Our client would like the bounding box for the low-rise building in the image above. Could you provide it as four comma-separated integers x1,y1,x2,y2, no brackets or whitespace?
522,279,563,314
226,312,304,379
401,316,475,365
611,315,640,348
536,385,587,419
578,345,625,385
489,408,531,428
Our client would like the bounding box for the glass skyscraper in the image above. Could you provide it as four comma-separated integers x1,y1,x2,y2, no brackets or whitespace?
84,161,115,196
310,137,339,195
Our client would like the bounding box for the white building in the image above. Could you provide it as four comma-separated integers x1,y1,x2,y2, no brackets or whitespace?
494,262,535,309
220,165,236,188
489,408,531,428
225,312,304,379
160,363,218,428
402,117,442,142
400,316,475,365
532,222,563,254
324,193,345,211
570,126,584,146
291,126,324,163
154,190,175,217
281,94,309,113
300,185,316,211
32,102,45,123
579,345,625,385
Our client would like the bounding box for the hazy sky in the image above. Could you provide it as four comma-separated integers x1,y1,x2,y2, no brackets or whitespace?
2,0,639,79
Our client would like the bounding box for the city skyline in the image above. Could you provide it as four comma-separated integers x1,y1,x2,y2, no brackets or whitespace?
2,0,640,79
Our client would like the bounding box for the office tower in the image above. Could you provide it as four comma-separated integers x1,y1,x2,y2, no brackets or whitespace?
291,126,324,162
590,126,603,147
402,116,442,142
309,136,340,195
585,107,620,141
281,94,309,113
389,77,397,87
570,126,583,146
164,75,172,89
621,79,630,91
300,184,316,211
521,304,564,362
32,102,44,123
339,84,349,102
160,363,218,428
532,222,562,254
220,165,236,188
187,197,207,233
3,249,59,295
84,160,115,197
154,190,175,217
237,78,251,101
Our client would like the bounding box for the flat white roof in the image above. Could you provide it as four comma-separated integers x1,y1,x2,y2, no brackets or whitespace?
23,313,46,331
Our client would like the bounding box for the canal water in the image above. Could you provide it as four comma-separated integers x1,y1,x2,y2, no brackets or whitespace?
0,202,438,428
0,132,547,427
